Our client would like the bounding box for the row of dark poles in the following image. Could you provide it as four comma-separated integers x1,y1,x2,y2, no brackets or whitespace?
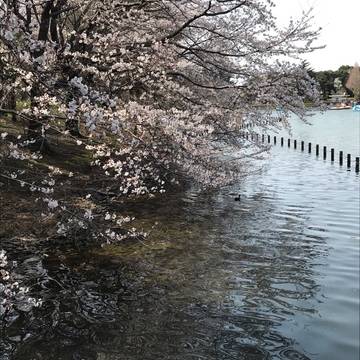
241,132,360,173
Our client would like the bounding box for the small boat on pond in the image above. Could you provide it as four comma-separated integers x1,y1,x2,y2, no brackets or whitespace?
329,104,352,110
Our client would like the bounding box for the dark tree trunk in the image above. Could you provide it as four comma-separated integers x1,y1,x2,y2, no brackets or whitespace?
26,1,55,152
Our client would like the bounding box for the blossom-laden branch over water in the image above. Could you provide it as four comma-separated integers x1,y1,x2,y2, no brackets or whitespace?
0,0,322,245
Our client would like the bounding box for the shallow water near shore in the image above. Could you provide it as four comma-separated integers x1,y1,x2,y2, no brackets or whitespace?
1,112,359,360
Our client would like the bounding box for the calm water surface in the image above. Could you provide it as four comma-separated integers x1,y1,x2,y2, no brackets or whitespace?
275,109,360,155
1,112,359,360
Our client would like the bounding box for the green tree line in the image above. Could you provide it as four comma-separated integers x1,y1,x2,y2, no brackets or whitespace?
306,63,358,100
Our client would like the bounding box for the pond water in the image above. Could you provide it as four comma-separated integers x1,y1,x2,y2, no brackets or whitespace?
1,112,359,360
272,109,360,156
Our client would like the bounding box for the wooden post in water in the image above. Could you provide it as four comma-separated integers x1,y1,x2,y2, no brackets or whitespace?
262,134,265,143
268,135,271,143
308,143,312,153
356,157,359,173
316,144,319,156
323,146,327,159
301,141,304,151
331,148,335,162
281,137,284,146
347,154,351,168
288,139,290,147
294,140,297,149
274,136,276,145
339,151,343,166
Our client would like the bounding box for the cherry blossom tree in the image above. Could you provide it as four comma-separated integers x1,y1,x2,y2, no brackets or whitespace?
0,0,322,243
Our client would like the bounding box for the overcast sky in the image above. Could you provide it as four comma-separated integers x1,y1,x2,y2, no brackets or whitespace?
273,0,359,71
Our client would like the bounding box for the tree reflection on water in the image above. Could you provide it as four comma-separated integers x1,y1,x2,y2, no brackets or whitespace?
1,182,330,360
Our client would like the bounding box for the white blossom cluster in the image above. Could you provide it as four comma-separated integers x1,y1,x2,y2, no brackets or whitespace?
0,134,60,210
0,250,42,318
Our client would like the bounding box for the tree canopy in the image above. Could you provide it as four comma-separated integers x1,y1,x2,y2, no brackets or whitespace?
308,64,358,100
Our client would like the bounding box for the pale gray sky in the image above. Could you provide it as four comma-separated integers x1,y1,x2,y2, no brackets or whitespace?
273,0,359,71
